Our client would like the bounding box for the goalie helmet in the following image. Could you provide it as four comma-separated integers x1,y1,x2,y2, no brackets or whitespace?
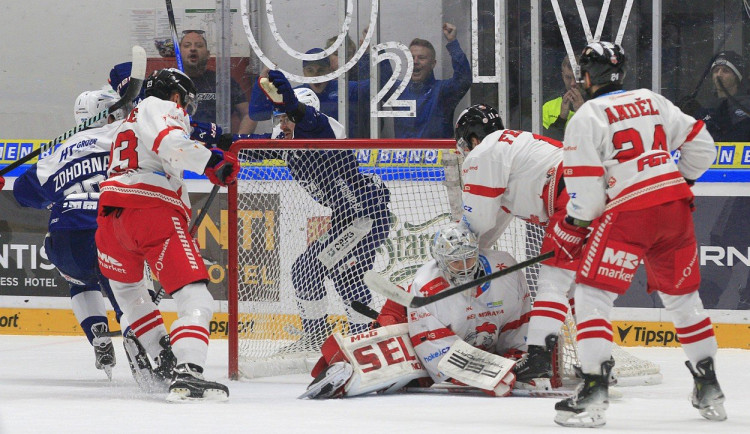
73,88,123,128
144,68,197,115
431,223,479,285
454,104,504,157
578,41,626,87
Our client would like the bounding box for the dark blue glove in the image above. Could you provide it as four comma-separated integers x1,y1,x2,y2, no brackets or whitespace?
190,120,223,147
268,70,298,114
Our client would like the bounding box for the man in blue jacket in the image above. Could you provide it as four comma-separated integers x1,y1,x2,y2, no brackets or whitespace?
393,22,472,138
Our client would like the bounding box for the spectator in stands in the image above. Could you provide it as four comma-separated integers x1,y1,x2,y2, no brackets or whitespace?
392,23,471,139
248,45,391,138
542,55,584,140
180,30,253,134
696,51,750,142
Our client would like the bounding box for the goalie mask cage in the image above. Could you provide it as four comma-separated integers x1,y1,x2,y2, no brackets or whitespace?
227,138,660,386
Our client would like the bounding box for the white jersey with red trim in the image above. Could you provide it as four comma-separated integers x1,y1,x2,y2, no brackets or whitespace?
407,249,531,383
98,96,211,220
563,88,716,221
461,129,562,248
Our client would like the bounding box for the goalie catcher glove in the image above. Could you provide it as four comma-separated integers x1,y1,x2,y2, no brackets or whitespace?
204,149,240,186
548,216,589,263
190,120,222,147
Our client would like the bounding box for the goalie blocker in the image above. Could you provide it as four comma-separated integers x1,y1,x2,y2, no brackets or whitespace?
299,324,517,399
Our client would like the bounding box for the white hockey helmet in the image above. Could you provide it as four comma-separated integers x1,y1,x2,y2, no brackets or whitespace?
73,88,123,128
431,223,479,285
294,87,320,111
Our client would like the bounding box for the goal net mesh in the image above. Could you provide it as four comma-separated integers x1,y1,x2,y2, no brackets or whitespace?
227,139,660,385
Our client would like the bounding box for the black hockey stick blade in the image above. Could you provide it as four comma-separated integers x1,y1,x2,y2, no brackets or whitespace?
0,46,147,177
165,0,184,71
364,251,554,308
350,300,380,320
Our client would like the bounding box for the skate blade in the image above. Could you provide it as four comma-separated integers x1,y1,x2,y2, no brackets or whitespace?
103,365,113,381
699,403,727,421
166,387,229,403
554,404,608,428
298,363,353,399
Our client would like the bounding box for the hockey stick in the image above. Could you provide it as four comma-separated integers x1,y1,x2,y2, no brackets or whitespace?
364,251,554,308
351,300,380,321
0,46,147,177
189,184,220,237
165,0,184,71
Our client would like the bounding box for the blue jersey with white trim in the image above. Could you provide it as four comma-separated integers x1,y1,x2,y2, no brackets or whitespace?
13,122,120,231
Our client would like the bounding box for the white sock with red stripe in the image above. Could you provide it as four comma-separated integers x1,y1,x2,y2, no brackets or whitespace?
573,284,618,374
170,282,214,367
527,265,576,346
110,279,167,356
661,292,718,366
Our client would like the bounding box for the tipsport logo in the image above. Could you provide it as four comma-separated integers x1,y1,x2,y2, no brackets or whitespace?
617,324,679,346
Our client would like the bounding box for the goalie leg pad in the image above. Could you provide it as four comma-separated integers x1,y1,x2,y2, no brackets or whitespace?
308,324,430,398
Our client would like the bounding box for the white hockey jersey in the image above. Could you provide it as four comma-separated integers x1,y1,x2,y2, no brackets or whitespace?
98,96,211,220
407,249,531,383
461,129,562,248
563,88,717,221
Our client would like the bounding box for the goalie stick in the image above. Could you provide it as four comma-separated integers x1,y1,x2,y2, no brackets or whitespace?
0,46,147,177
364,251,554,308
165,0,184,71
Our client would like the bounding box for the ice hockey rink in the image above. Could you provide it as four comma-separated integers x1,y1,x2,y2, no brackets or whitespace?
0,335,747,433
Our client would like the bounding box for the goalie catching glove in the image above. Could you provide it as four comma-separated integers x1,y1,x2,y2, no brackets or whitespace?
204,149,239,187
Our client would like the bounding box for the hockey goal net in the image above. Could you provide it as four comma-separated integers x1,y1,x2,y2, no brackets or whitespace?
227,138,660,385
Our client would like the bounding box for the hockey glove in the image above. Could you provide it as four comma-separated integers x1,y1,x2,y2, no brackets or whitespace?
190,121,223,147
267,70,298,111
204,149,240,187
550,217,589,261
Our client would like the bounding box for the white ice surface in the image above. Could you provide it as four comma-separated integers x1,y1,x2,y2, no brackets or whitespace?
0,335,748,433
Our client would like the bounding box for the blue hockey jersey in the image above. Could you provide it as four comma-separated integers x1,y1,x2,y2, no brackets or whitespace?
13,122,120,231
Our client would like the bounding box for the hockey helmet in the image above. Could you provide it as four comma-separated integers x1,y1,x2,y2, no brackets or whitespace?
273,87,321,126
454,104,504,156
294,87,321,112
73,88,123,128
578,41,626,87
144,68,198,115
431,223,479,286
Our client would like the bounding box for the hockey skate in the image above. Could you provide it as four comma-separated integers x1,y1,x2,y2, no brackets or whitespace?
554,359,613,428
92,323,116,380
298,361,353,399
167,363,229,402
514,334,560,390
123,332,176,393
153,335,177,383
686,357,727,421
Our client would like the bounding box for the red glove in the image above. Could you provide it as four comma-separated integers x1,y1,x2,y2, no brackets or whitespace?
0,175,5,190
550,217,589,261
204,149,240,186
